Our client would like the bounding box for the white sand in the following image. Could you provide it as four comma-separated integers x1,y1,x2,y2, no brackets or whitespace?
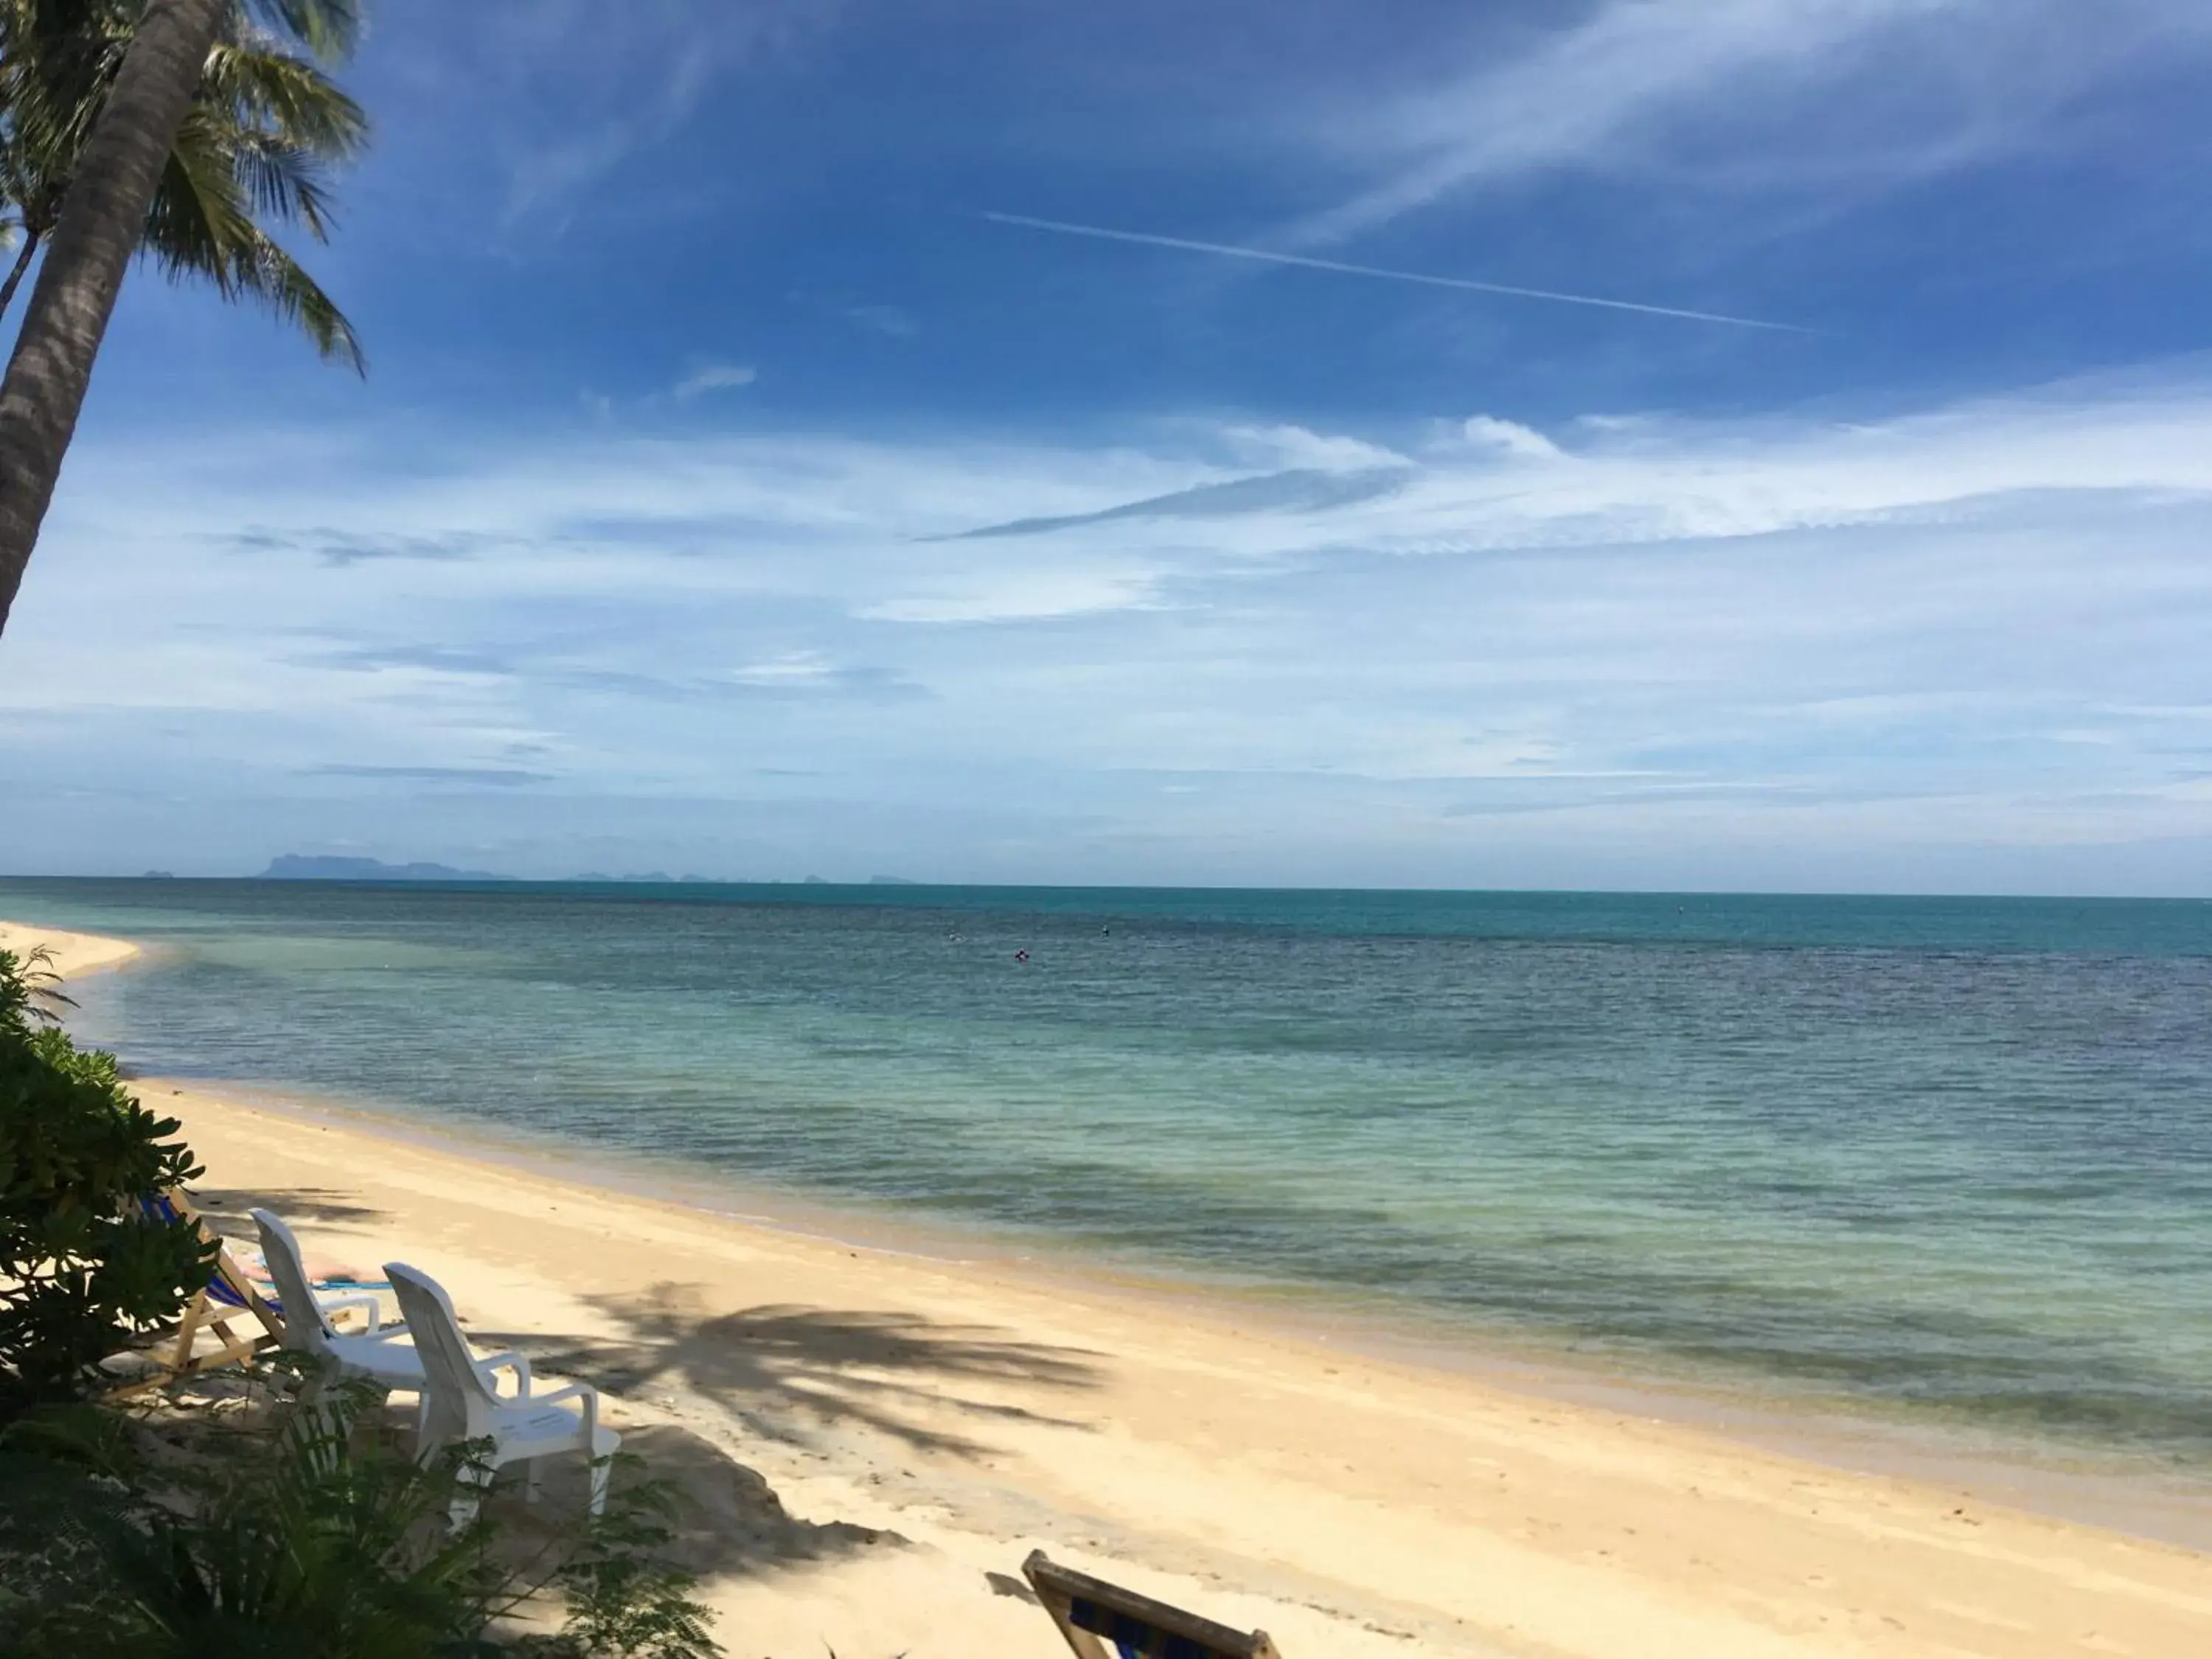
0,918,141,978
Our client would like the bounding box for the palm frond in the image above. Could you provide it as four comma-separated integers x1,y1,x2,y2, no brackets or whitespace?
199,37,368,161
226,128,336,237
144,105,257,290
220,226,363,371
140,121,363,372
241,0,361,63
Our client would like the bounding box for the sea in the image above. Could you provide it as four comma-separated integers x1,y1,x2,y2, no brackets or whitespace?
4,877,2209,1484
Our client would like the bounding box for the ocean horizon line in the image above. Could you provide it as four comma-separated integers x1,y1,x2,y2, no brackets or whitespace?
7,869,2212,904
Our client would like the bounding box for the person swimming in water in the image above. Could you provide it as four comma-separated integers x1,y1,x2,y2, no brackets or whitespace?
1013,948,1029,964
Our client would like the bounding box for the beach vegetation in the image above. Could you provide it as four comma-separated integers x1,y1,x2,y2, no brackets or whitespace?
0,946,212,1418
0,1366,724,1658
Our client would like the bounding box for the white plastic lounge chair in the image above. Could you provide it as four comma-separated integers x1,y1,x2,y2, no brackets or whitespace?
385,1261,619,1524
251,1208,424,1401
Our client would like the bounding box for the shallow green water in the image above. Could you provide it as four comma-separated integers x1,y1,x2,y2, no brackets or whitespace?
7,877,2210,1468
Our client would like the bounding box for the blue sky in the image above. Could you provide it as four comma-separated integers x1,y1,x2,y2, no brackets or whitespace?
5,0,2212,888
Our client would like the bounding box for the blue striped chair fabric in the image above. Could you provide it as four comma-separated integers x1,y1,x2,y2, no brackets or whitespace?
1071,1596,1226,1659
142,1190,285,1313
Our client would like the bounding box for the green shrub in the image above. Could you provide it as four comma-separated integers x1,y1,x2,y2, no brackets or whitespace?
0,1369,723,1659
0,947,212,1416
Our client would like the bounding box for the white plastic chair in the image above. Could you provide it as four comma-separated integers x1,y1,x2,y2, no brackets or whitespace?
251,1208,425,1402
385,1261,619,1524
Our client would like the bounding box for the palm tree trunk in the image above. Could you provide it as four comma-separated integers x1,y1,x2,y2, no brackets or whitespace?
0,233,41,323
0,0,228,640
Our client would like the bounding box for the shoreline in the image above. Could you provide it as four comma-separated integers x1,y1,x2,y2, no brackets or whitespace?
24,917,2212,1653
156,1070,2212,1554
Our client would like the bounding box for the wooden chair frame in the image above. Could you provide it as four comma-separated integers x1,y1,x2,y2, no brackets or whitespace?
108,1189,288,1395
1023,1550,1281,1659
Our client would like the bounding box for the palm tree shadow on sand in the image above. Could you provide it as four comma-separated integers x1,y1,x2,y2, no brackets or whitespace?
488,1282,1107,1462
194,1186,387,1231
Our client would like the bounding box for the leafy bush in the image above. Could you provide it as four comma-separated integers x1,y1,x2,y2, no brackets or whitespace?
0,1368,723,1659
0,947,212,1417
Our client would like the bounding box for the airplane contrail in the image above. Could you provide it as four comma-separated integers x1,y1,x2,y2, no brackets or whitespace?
979,209,1809,334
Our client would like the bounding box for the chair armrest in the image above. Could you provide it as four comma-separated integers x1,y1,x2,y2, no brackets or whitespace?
529,1380,599,1439
317,1293,382,1333
476,1349,532,1397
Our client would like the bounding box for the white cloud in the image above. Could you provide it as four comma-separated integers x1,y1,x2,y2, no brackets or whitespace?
1217,423,1411,473
1458,416,1561,460
858,566,1165,626
670,363,757,400
9,364,2212,885
729,652,841,686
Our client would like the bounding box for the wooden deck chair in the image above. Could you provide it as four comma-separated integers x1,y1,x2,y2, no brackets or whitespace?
1023,1551,1281,1659
110,1189,288,1394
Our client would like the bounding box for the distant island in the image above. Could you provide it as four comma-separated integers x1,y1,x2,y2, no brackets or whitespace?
259,855,511,882
251,860,906,886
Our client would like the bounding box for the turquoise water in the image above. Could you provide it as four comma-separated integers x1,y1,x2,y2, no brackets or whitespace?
5,877,2211,1469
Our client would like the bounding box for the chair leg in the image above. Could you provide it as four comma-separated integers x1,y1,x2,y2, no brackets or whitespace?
449,1462,492,1532
294,1374,344,1471
167,1293,210,1374
525,1458,542,1503
588,1455,610,1517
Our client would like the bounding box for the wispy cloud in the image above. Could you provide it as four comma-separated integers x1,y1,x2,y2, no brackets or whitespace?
1293,0,2212,244
476,1,840,229
979,210,1809,332
671,363,757,400
305,644,515,676
839,302,917,338
934,467,1408,541
224,529,498,568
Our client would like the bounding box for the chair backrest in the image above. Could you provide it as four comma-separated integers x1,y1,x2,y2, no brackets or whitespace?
141,1189,286,1338
1022,1551,1281,1659
250,1209,333,1350
385,1262,497,1443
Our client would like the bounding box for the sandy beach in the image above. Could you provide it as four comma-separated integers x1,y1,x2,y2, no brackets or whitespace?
22,922,2212,1658
0,918,141,979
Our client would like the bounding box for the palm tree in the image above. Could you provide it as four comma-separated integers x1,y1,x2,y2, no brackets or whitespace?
0,0,358,639
1,0,369,364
